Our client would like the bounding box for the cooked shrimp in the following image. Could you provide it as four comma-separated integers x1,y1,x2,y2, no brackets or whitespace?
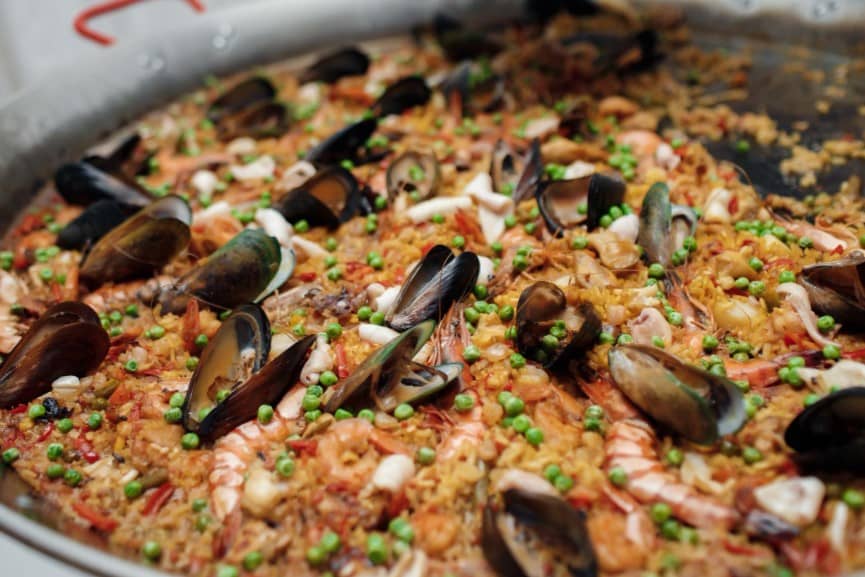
210,385,306,520
577,375,640,421
439,405,485,460
605,419,739,530
313,418,407,491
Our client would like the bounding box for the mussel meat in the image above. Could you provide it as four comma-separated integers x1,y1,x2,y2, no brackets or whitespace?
637,182,672,266
0,302,109,408
321,320,461,413
158,228,294,315
54,162,151,207
387,245,479,332
215,101,290,141
482,487,598,577
371,76,431,118
56,199,137,251
385,151,440,201
305,118,378,166
516,281,600,367
800,252,865,331
537,173,626,236
299,46,370,84
671,204,698,254
182,304,316,441
274,165,361,229
79,195,192,289
784,387,865,473
207,76,276,122
608,344,746,445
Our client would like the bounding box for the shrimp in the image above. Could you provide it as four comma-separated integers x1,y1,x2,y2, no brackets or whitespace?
576,375,640,421
439,405,485,460
313,418,407,491
723,358,780,389
605,419,739,530
210,385,307,520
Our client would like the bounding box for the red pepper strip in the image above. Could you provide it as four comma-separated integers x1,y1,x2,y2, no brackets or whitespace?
73,436,100,463
142,482,174,515
9,404,27,415
36,423,55,443
299,271,317,282
287,439,317,457
74,0,206,46
72,501,119,532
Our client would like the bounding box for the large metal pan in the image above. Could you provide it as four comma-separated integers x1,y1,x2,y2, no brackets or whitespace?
0,1,863,576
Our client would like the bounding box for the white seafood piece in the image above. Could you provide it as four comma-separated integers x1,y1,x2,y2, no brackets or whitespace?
464,172,513,212
629,307,671,347
297,81,322,104
242,465,287,518
387,550,428,577
563,160,595,180
255,208,293,247
494,469,558,497
226,137,257,156
753,476,825,527
827,502,849,555
51,375,81,394
372,454,415,492
300,334,334,386
291,236,328,259
359,323,400,345
366,283,386,300
703,187,732,224
230,155,276,181
190,169,219,199
406,196,473,224
681,452,726,495
654,142,680,171
477,256,496,285
278,160,317,192
193,200,232,224
777,282,839,348
523,116,560,140
797,360,865,393
608,213,640,242
269,333,298,359
375,286,401,315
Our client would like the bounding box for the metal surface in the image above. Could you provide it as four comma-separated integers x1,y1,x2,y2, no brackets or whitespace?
0,1,864,576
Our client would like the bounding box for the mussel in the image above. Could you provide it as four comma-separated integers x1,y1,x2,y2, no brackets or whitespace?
671,204,698,253
182,304,316,441
305,118,378,166
537,173,626,236
800,252,865,331
637,182,672,266
79,195,192,289
215,101,290,141
516,282,600,367
299,46,370,84
56,199,137,251
440,60,505,116
385,151,440,201
207,76,276,122
0,302,109,408
512,139,543,203
784,387,865,473
321,320,461,413
482,487,598,577
387,245,479,332
433,14,503,62
608,345,746,445
371,76,431,118
274,165,361,229
54,162,151,208
83,132,148,178
158,228,294,315
490,139,524,196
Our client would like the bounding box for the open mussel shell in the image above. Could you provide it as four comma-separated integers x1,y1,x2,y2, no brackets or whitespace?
440,61,505,116
158,228,293,315
490,139,524,195
275,165,361,229
671,204,698,253
54,162,151,208
322,320,458,412
305,118,378,166
215,101,290,142
512,139,542,203
433,14,503,62
784,387,865,472
637,182,672,267
385,151,440,201
387,245,480,332
0,302,109,408
516,281,600,368
83,133,146,178
800,252,865,331
371,76,431,118
482,488,598,577
79,195,192,289
608,344,746,445
207,76,276,122
300,46,370,84
537,173,625,236
56,199,137,251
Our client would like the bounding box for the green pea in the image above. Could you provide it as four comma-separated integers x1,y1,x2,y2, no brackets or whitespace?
334,408,353,421
319,370,338,387
608,466,628,487
394,403,414,420
842,488,865,510
504,396,525,417
509,353,526,369
463,307,480,324
462,345,481,363
702,334,719,351
357,408,375,423
142,541,162,561
512,414,531,433
57,418,73,434
416,447,436,465
823,344,841,360
452,235,465,249
778,270,796,284
276,457,295,478
357,306,373,321
524,427,544,446
125,480,144,499
370,311,386,325
571,236,588,250
2,447,20,464
46,443,64,460
181,433,200,450
28,403,46,419
817,315,835,333
46,463,65,479
647,263,665,279
742,446,763,464
366,533,388,565
64,468,83,487
257,404,274,424
650,502,672,524
243,551,264,571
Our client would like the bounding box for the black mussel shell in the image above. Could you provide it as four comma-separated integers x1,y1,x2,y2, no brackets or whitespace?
608,345,746,445
54,162,151,208
784,387,865,472
512,139,542,203
671,204,698,253
371,76,431,118
322,321,458,413
83,133,143,177
440,61,504,116
0,302,109,408
207,76,276,122
482,488,598,577
56,199,137,251
158,228,293,315
306,118,378,166
433,14,503,62
537,173,625,236
79,196,192,290
385,151,440,201
275,166,361,229
516,281,600,368
215,101,290,142
800,252,865,331
490,139,524,195
527,0,598,22
388,245,480,332
300,46,370,84
637,182,672,267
